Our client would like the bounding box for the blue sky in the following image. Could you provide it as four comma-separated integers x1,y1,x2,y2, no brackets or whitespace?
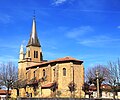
0,0,120,70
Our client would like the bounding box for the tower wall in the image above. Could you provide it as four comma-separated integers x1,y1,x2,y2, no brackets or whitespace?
26,46,43,63
18,61,27,80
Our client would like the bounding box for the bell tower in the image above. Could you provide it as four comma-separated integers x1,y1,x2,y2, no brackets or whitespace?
26,16,43,62
18,15,43,80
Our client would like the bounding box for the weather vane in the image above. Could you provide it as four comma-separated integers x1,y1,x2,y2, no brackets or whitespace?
33,10,36,19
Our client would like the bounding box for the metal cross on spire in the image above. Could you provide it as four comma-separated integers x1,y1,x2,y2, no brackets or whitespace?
33,10,36,19
27,11,41,47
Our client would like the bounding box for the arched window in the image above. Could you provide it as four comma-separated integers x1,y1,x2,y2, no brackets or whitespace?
43,69,46,77
34,51,38,58
53,69,55,77
28,51,30,57
27,47,30,57
40,52,43,61
63,68,66,76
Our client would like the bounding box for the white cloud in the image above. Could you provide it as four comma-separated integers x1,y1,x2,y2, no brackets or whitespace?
65,26,120,48
52,0,74,5
66,26,93,38
117,26,120,29
0,55,18,64
0,43,18,49
53,0,67,5
78,35,120,47
44,51,67,60
0,14,12,24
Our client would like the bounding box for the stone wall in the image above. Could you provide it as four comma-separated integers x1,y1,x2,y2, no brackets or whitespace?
17,98,114,100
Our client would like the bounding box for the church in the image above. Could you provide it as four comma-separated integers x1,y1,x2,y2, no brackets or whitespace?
11,16,84,98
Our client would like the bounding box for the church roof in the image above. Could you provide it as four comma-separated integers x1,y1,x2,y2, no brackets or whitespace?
27,17,41,47
55,56,77,61
26,56,83,69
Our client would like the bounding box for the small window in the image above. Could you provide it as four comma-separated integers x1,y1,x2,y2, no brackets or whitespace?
34,51,38,58
53,69,55,77
34,51,35,58
40,52,43,61
36,51,38,58
28,51,30,57
43,69,46,77
34,71,36,78
63,68,66,76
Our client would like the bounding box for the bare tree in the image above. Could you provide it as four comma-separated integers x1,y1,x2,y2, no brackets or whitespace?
0,62,18,98
107,59,120,99
50,81,58,97
85,65,110,97
82,82,90,97
68,81,76,98
12,79,25,97
86,65,109,82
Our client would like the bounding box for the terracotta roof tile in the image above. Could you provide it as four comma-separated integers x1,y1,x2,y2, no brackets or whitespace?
51,56,82,62
89,84,112,91
27,56,83,69
0,90,11,95
41,82,54,88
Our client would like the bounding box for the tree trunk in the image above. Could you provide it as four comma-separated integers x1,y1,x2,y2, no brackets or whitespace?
6,87,9,99
17,89,19,97
113,91,115,99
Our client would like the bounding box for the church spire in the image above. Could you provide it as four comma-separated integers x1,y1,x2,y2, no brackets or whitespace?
27,15,40,47
20,44,24,54
19,44,24,61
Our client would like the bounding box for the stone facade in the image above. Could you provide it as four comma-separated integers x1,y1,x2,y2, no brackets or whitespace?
11,17,84,98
